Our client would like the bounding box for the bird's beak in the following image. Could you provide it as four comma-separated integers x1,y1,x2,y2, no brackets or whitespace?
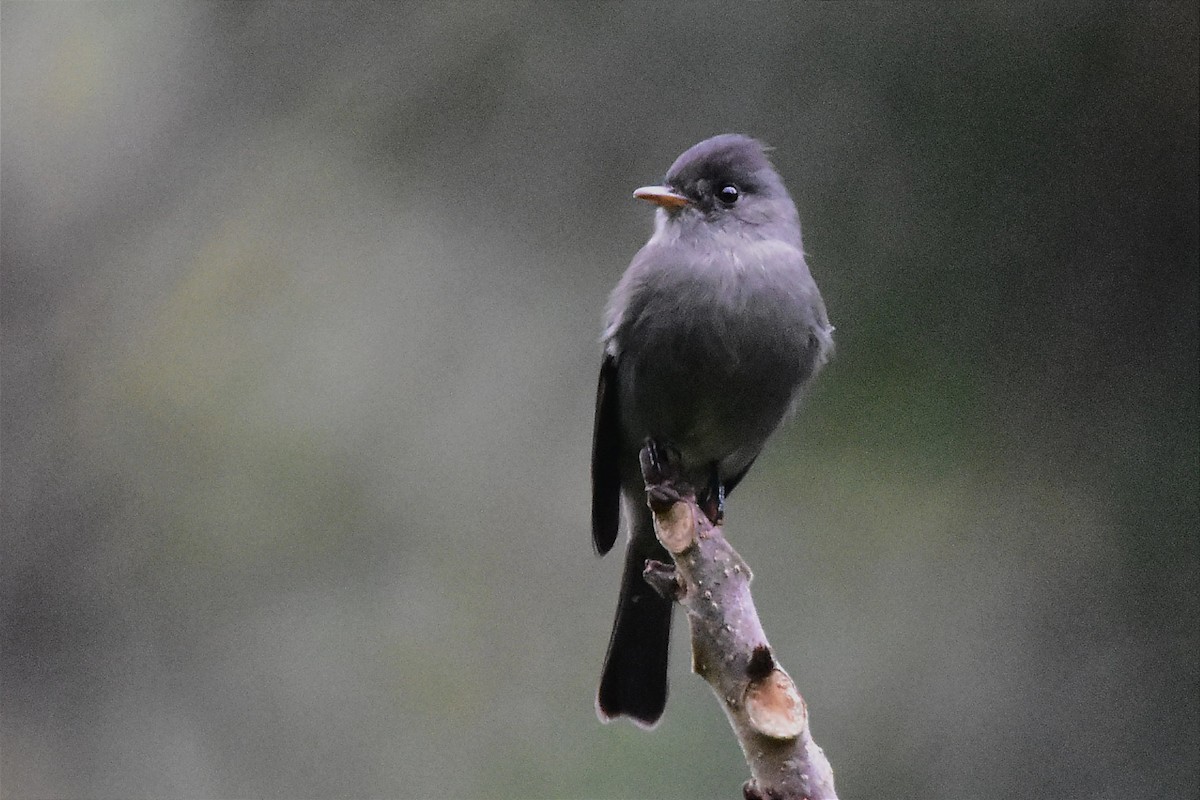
633,185,691,210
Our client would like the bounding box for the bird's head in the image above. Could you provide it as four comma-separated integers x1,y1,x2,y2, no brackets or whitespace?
634,134,801,245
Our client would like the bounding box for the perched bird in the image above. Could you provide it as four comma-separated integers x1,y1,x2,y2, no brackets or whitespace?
592,134,833,727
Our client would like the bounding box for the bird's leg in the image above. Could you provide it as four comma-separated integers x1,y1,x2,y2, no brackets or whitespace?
639,438,690,513
698,463,725,526
638,439,688,595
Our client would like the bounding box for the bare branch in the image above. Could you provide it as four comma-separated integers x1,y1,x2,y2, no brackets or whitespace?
639,443,839,800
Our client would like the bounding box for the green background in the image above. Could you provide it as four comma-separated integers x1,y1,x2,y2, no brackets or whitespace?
3,3,1196,798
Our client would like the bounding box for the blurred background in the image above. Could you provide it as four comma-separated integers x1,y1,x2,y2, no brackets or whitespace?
2,3,1197,798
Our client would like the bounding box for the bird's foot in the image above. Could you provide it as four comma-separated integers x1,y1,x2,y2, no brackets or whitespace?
639,438,691,513
697,465,726,526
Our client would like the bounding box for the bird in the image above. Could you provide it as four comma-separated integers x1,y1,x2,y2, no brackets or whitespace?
592,134,833,727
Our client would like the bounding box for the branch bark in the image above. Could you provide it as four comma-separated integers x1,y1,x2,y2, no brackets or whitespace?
639,444,839,800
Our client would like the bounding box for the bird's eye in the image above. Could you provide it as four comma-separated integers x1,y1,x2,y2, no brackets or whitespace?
717,184,740,205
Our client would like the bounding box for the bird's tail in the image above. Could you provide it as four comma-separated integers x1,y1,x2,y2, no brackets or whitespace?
596,511,673,728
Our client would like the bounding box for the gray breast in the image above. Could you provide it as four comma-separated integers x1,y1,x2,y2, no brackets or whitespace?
613,243,827,469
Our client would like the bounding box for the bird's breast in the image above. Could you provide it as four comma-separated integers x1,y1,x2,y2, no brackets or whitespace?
613,240,826,467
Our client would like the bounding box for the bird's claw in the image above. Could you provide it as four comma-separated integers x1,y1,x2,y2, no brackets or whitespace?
698,465,726,525
640,438,690,513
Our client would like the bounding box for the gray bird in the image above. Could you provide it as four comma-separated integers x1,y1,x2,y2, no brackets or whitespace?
592,134,833,727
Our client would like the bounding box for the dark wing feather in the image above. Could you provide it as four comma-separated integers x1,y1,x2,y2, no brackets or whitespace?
591,354,622,555
722,453,758,498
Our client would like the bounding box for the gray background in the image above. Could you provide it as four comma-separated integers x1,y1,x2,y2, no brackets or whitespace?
3,3,1197,798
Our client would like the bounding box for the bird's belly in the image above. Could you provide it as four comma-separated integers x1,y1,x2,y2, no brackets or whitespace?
619,319,809,475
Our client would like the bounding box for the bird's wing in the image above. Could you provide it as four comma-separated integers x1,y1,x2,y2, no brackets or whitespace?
722,453,759,498
591,354,622,555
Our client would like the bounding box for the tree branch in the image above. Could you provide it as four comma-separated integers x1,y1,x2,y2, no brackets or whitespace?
639,443,839,800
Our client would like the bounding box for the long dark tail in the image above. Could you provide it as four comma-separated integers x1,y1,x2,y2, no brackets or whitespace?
597,507,673,727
